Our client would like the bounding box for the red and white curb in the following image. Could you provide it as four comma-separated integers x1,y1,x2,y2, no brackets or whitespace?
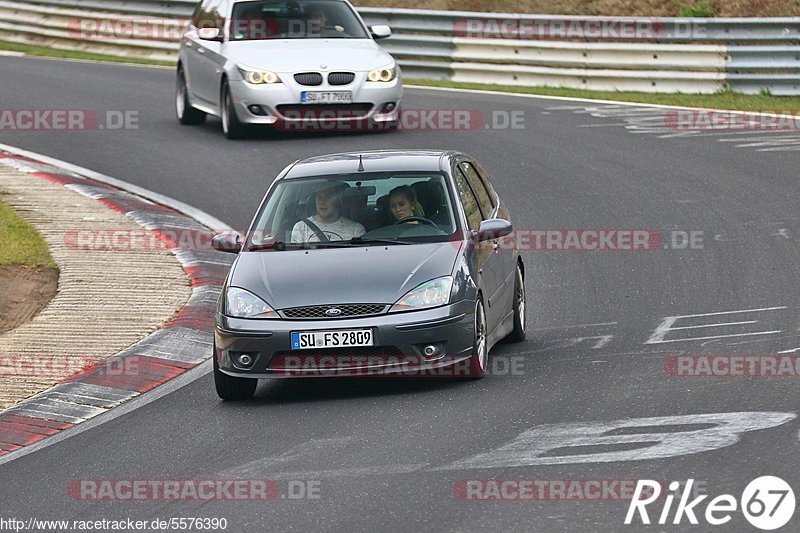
0,147,233,457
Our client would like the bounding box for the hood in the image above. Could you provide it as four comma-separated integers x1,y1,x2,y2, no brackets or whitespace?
225,39,394,72
229,242,461,310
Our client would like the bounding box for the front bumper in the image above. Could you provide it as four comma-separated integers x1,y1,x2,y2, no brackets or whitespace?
215,299,475,378
228,72,403,128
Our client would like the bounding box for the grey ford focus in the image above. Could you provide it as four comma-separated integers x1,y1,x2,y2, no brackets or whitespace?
212,150,526,400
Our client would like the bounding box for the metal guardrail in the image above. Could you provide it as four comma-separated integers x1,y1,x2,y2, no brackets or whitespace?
1,1,798,94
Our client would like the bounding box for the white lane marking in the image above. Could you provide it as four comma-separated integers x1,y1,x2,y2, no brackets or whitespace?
646,307,786,345
410,85,800,118
255,463,430,480
437,412,796,469
524,335,615,353
546,102,800,152
661,306,786,319
219,412,797,480
668,320,758,330
221,438,353,477
648,331,781,344
0,51,25,57
532,321,618,330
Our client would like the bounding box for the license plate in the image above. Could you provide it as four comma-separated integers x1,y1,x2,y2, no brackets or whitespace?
301,91,353,104
291,329,374,350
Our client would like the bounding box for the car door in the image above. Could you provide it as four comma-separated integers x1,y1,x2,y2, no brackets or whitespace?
452,161,502,331
185,0,227,107
467,159,518,315
457,160,510,330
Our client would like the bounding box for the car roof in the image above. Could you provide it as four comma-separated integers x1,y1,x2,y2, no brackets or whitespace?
283,150,460,179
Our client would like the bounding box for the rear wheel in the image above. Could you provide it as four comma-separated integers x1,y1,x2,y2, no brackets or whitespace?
506,263,527,342
175,67,206,125
213,347,257,400
466,298,488,379
221,80,248,140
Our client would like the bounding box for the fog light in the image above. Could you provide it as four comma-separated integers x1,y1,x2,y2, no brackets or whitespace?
233,352,256,368
423,345,437,357
380,102,396,113
248,105,266,116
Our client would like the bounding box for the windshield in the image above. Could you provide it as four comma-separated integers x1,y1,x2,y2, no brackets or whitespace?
247,172,459,250
229,0,369,41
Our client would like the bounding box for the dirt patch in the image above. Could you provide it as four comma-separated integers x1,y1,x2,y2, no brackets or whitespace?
0,265,58,335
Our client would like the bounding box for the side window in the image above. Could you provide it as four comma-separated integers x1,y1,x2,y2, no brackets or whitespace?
459,162,494,218
472,161,499,205
454,168,482,232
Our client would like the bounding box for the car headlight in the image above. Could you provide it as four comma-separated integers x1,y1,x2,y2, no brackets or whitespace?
390,276,453,313
367,66,395,83
238,67,281,85
225,287,279,319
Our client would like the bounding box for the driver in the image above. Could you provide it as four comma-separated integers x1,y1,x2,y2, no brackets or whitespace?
291,182,366,243
389,185,425,223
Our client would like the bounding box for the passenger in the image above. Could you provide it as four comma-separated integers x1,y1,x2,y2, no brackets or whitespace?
389,185,424,223
291,182,366,242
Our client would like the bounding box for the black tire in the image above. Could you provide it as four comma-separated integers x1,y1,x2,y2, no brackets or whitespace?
213,348,257,401
466,298,488,379
506,263,527,342
220,80,248,140
175,67,206,125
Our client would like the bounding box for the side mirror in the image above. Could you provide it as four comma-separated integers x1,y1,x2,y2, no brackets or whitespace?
370,25,392,39
476,219,512,242
197,27,223,41
212,231,243,253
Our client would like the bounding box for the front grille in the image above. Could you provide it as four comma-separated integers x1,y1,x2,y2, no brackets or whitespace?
270,346,405,371
294,72,323,86
276,104,374,120
282,304,386,319
327,72,355,86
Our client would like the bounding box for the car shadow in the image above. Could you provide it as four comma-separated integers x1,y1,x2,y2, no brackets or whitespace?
201,117,399,142
235,375,473,405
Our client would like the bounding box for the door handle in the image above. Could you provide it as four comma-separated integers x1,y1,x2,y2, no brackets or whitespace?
197,47,205,54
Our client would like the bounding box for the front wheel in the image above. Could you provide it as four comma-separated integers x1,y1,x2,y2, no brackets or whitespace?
466,298,488,379
214,348,257,400
175,67,206,125
220,80,248,140
506,263,527,342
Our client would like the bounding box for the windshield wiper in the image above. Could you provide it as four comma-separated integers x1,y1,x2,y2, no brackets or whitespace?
246,241,305,251
349,237,415,246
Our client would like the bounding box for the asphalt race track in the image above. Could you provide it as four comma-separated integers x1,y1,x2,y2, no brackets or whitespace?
1,56,799,532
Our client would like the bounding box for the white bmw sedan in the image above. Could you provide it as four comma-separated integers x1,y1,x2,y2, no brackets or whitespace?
176,0,403,138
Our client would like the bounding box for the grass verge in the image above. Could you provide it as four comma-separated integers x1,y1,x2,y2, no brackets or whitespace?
407,79,800,113
0,40,173,67
0,197,57,269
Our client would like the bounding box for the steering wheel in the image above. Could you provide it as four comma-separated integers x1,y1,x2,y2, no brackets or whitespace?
394,216,440,230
